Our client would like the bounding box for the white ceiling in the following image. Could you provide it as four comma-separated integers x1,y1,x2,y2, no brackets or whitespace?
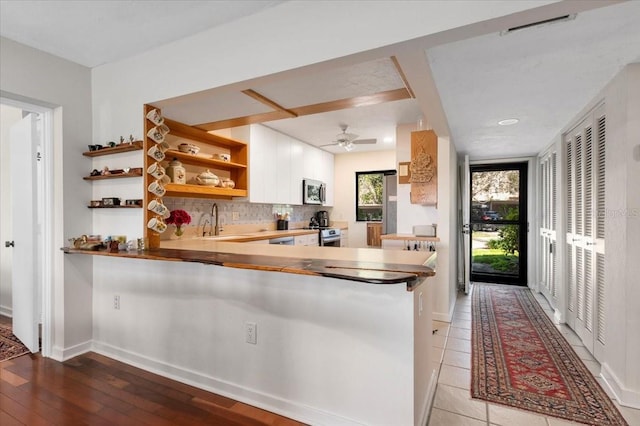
1,1,639,159
427,1,640,159
0,0,284,67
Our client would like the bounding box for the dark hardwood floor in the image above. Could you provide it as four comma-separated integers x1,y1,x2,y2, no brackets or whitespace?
1,352,305,426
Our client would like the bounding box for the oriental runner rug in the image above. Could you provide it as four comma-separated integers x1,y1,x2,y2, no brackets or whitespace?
0,323,30,362
471,283,627,426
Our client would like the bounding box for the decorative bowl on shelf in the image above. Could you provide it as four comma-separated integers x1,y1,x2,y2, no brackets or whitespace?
178,143,200,155
212,153,231,162
194,169,220,186
220,178,235,189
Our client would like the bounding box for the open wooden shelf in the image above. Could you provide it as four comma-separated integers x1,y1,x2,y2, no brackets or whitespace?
87,205,142,209
83,141,144,157
163,183,248,199
145,105,250,248
163,151,246,170
164,118,246,148
83,168,143,180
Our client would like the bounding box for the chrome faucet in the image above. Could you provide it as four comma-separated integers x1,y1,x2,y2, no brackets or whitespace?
200,203,221,236
211,203,220,236
201,218,210,237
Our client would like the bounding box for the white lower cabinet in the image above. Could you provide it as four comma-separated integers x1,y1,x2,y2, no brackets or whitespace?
340,230,349,247
295,233,319,246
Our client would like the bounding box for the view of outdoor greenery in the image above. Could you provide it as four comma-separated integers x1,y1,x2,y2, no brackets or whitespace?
356,172,384,221
471,169,521,276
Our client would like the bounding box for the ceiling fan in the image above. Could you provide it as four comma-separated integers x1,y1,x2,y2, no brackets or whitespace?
320,124,376,151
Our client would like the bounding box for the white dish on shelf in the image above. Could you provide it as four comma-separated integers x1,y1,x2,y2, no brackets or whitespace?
178,143,200,155
212,153,231,162
194,169,220,186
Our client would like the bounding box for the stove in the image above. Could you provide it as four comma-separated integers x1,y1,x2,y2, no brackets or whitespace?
303,226,342,246
319,228,341,246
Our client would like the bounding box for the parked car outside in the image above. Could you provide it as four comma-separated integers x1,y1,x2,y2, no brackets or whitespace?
481,211,501,221
480,211,501,231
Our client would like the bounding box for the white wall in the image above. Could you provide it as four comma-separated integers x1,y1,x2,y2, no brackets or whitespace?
332,150,396,248
0,105,23,317
0,37,93,358
396,124,458,322
599,64,640,407
92,256,428,426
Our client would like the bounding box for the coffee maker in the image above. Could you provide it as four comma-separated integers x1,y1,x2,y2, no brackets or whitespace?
315,210,329,228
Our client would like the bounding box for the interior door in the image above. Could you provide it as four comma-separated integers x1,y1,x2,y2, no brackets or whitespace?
565,104,606,359
462,155,471,294
9,113,39,353
539,149,557,305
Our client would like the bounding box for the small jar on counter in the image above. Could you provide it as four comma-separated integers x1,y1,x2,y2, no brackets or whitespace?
166,158,186,184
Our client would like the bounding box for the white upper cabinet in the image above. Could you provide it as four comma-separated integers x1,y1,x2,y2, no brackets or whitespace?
289,138,304,205
245,124,333,205
275,131,291,204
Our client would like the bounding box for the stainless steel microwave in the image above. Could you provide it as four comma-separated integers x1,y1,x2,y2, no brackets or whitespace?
303,179,326,205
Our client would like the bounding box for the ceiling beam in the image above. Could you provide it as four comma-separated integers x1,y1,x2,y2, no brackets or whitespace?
241,89,298,117
390,56,415,99
195,88,412,131
393,51,451,139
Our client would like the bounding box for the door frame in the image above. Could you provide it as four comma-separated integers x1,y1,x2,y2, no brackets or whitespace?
1,96,54,357
468,158,537,286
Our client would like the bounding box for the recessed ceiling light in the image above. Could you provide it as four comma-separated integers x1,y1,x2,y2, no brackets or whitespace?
498,118,519,126
383,136,393,143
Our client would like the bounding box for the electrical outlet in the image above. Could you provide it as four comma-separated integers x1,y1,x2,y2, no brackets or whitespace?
245,322,257,344
232,211,240,221
113,295,120,310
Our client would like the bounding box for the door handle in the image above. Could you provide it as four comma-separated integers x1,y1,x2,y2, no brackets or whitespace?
5,241,14,248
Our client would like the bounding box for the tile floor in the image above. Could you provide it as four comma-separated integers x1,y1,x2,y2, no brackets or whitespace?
427,286,640,426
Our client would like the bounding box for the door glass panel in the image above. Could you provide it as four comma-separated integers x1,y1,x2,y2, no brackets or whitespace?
470,164,526,285
471,224,520,279
471,169,520,220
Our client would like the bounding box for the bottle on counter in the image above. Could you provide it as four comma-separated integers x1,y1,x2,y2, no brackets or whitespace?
166,158,186,184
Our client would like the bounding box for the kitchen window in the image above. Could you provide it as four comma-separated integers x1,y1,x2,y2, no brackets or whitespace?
356,170,395,222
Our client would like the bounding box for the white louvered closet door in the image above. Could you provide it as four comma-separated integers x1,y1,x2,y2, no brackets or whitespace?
565,104,606,360
539,149,557,306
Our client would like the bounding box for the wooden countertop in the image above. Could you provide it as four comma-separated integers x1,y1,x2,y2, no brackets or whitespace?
380,234,440,242
63,240,435,291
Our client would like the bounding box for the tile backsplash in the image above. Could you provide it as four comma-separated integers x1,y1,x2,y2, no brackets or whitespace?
162,197,330,237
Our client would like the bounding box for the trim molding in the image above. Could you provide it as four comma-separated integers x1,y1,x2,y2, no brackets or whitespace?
51,340,92,362
600,362,640,409
0,305,12,318
433,300,456,322
420,369,438,425
92,340,368,426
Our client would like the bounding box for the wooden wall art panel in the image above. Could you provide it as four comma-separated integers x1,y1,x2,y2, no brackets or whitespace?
410,130,437,205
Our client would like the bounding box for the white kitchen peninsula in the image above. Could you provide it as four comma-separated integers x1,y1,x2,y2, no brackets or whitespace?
82,242,437,426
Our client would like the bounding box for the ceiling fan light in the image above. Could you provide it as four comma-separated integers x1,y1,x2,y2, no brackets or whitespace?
344,142,354,151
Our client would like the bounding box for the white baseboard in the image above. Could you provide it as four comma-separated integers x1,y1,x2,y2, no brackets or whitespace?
600,362,640,409
433,300,456,323
0,305,12,318
50,339,92,362
92,340,367,426
420,368,438,425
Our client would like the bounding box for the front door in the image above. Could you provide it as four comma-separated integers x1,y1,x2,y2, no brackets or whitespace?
469,162,528,285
